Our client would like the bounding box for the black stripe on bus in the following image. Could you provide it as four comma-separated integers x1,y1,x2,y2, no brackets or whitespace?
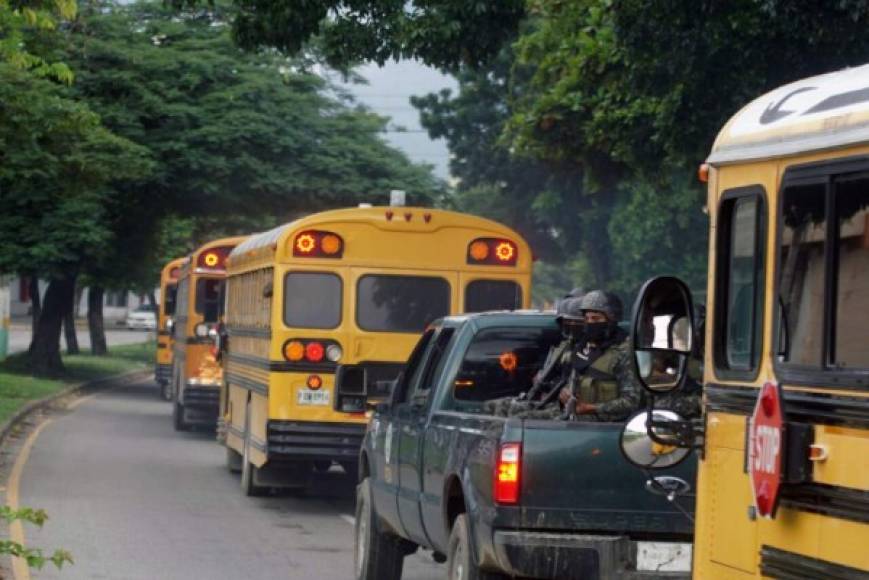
225,372,268,396
226,326,272,339
760,545,869,580
780,483,869,524
226,352,336,373
705,383,869,428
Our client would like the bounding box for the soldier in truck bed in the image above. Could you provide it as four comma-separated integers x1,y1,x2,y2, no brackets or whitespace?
488,290,646,422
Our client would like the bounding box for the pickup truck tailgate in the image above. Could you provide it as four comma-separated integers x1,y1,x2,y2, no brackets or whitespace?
518,419,695,536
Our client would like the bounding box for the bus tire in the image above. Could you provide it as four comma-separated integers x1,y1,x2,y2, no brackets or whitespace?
355,477,406,580
226,447,243,474
173,400,189,432
447,515,507,580
160,380,172,402
241,405,267,497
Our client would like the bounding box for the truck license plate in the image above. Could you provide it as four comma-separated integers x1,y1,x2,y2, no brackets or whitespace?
297,389,330,406
636,542,692,572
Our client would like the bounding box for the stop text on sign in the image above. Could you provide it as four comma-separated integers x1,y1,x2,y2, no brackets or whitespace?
752,425,780,474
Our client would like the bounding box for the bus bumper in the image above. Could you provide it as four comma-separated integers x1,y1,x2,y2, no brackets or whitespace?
155,363,172,385
492,532,691,580
267,420,366,462
180,383,220,424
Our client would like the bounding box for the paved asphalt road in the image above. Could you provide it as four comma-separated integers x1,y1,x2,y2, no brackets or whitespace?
7,326,156,355
18,381,442,580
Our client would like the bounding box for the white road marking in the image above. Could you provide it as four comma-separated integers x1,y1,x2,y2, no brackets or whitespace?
340,514,356,526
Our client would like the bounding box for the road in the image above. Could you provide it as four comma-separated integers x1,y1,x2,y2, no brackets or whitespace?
14,380,441,580
7,326,155,355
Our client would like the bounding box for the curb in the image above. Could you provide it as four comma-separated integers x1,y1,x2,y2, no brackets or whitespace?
0,368,151,447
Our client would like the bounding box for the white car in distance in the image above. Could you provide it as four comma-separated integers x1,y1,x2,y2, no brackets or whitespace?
125,303,157,331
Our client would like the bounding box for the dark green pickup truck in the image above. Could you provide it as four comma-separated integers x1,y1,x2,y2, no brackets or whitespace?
354,312,696,580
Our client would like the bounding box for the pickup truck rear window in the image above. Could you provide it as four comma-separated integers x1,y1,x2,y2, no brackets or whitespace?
357,275,450,333
452,326,561,404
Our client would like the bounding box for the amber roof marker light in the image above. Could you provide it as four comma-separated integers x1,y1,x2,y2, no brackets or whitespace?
292,231,344,258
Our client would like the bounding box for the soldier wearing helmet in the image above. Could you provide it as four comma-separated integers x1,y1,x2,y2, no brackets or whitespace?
548,290,645,421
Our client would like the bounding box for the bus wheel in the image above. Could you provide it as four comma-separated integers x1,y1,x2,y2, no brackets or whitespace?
173,400,189,432
226,447,243,474
241,407,267,497
160,381,172,401
355,477,406,580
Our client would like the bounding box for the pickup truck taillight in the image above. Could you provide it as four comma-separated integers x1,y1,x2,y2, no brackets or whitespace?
494,443,521,504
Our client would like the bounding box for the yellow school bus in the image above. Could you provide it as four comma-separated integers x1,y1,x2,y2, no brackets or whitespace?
156,257,186,400
221,206,531,495
629,65,869,577
171,236,247,431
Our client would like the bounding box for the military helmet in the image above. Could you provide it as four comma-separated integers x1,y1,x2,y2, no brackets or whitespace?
556,295,584,322
565,287,586,299
579,290,624,322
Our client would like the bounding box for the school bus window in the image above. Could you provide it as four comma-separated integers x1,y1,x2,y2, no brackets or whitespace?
164,284,178,316
833,176,869,369
465,280,522,313
357,275,449,333
778,182,827,367
195,279,224,323
716,193,764,372
284,272,342,329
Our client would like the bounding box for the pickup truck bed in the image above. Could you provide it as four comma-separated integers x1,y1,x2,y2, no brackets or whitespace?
356,312,696,580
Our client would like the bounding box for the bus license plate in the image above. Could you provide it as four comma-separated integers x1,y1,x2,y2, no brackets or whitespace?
297,389,330,406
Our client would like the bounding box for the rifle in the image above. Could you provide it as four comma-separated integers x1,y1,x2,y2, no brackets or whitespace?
520,337,573,407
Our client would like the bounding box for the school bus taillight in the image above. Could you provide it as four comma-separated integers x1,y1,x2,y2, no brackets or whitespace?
305,341,324,362
284,340,305,361
467,238,518,266
293,230,344,258
495,443,521,504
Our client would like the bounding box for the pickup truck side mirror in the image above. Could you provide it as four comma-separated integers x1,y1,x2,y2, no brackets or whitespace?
630,276,695,394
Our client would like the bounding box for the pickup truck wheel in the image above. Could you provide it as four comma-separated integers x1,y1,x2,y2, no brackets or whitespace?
355,478,404,580
448,515,507,580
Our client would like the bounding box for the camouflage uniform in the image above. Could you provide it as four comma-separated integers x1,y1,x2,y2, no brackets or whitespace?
656,357,702,419
487,332,646,422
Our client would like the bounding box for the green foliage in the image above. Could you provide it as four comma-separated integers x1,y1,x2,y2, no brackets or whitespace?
0,506,73,570
0,63,153,281
52,1,442,290
180,0,526,70
0,0,75,81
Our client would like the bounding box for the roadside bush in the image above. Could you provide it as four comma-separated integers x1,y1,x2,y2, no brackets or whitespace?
0,506,72,570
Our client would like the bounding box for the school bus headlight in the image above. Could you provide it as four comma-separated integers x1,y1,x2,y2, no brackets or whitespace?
284,340,305,361
194,323,209,338
326,344,343,362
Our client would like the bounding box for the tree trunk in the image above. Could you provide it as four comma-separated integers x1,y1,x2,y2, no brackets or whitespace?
63,308,80,355
88,286,108,356
29,276,41,336
29,276,76,376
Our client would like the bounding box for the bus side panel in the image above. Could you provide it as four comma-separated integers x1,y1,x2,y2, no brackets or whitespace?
697,412,757,576
250,391,269,467
226,384,247,454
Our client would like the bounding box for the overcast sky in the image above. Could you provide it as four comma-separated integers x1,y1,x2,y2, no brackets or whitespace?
340,61,458,180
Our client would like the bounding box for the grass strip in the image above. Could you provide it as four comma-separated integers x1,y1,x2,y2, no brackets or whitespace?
0,342,154,424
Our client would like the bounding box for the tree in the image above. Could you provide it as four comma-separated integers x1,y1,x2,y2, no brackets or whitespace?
0,0,75,81
173,0,525,71
0,63,152,374
49,1,443,351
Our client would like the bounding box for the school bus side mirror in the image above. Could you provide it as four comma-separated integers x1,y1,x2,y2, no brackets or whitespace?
619,410,692,470
165,318,175,335
631,276,695,394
